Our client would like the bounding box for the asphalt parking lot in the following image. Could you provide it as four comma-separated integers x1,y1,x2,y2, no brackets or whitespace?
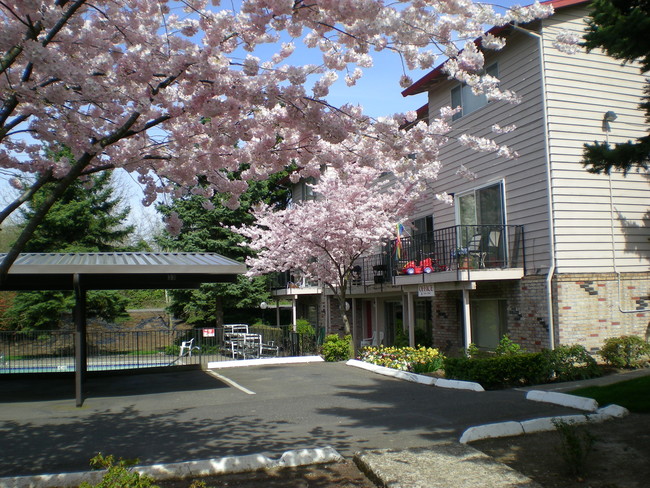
0,361,581,477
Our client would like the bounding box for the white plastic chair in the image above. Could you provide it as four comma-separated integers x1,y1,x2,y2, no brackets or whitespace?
360,331,383,347
179,338,200,357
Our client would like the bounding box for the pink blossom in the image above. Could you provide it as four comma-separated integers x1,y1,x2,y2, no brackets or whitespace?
165,212,183,236
0,0,552,264
553,30,581,55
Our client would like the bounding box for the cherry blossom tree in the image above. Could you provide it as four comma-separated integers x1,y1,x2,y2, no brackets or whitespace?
235,162,423,334
0,0,555,283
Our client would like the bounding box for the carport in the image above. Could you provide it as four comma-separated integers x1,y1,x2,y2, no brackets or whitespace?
0,252,247,406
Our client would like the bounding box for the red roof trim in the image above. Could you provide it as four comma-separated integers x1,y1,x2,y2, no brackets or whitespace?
401,0,588,97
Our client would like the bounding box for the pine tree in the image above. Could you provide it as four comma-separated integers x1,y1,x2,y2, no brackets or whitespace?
6,168,142,330
582,0,650,174
156,172,290,328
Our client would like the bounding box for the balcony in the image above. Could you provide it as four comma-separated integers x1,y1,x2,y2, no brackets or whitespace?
270,270,321,296
349,224,525,290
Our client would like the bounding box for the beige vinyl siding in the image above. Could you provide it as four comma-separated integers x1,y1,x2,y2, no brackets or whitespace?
425,30,551,273
541,5,649,273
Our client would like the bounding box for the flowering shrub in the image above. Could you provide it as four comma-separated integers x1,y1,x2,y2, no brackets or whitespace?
359,345,445,374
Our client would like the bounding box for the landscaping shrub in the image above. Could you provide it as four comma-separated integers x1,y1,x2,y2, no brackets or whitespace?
80,453,158,488
444,352,550,389
494,335,521,356
359,345,445,374
295,319,315,336
543,344,601,381
552,418,595,477
598,335,650,368
446,342,603,389
321,334,352,362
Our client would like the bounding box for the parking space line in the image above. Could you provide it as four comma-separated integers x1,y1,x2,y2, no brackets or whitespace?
207,370,256,395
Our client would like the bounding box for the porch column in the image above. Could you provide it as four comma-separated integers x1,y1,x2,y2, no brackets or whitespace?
292,294,297,332
275,299,280,327
407,291,415,347
351,299,357,344
462,288,472,350
73,273,87,407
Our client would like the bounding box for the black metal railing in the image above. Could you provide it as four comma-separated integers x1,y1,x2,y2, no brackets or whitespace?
390,224,524,278
348,224,525,288
0,325,320,374
269,270,320,290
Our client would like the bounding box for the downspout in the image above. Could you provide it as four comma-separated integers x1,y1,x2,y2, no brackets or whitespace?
512,22,556,349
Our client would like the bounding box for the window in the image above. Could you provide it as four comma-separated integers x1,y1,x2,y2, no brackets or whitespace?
411,215,433,236
456,181,507,267
457,181,504,234
470,299,507,350
451,63,498,121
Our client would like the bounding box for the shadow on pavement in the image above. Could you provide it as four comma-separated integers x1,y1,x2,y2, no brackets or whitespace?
0,368,228,403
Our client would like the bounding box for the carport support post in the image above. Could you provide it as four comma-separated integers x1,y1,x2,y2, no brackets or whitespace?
73,274,87,407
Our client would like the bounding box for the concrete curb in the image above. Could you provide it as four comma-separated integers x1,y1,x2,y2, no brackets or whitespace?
0,447,343,488
526,390,599,411
459,404,630,444
208,355,324,369
346,359,484,391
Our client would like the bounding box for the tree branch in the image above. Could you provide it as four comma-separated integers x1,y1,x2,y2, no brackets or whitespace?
0,153,93,284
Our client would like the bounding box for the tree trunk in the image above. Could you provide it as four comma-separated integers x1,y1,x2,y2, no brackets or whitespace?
215,294,224,328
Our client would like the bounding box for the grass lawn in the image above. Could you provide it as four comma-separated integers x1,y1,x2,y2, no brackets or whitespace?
570,374,650,413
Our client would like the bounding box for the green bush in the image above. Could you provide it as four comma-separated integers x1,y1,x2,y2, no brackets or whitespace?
598,335,650,368
445,343,603,389
444,352,550,389
295,319,315,336
543,344,601,381
80,453,159,488
359,345,445,373
495,335,521,356
321,334,352,362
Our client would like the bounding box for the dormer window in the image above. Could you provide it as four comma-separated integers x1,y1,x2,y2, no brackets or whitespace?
451,63,498,121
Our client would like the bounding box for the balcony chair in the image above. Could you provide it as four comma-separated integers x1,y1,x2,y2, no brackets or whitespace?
466,234,487,268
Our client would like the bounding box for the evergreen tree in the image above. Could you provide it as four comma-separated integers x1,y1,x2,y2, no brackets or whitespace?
157,172,290,328
582,0,650,174
6,168,143,331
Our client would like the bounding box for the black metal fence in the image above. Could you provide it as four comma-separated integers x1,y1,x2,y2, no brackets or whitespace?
0,325,320,374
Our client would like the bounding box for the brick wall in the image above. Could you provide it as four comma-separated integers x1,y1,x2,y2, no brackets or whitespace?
431,291,463,354
554,272,649,353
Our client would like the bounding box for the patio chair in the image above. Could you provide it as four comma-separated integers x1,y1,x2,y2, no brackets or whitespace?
360,331,383,347
467,234,487,268
179,338,200,357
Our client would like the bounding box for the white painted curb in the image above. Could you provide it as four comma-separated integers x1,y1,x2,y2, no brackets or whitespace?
526,390,599,412
346,359,484,391
346,359,435,385
0,447,343,488
459,421,524,443
208,355,324,369
460,405,630,444
434,378,485,392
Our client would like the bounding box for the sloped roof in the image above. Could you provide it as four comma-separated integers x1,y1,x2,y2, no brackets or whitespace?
0,252,247,291
401,0,588,97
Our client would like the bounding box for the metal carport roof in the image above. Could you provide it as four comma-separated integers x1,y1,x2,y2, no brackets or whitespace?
0,252,247,406
0,252,247,291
